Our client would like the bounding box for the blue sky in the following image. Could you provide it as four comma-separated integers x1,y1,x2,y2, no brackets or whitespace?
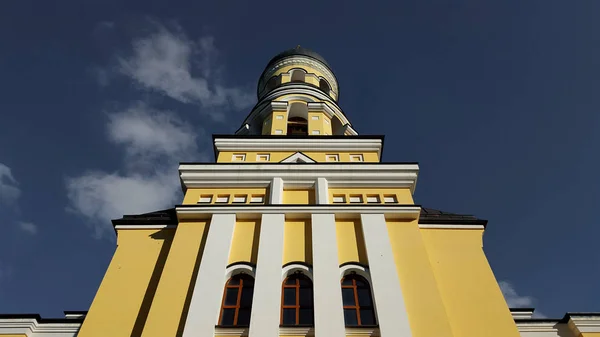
1,0,599,319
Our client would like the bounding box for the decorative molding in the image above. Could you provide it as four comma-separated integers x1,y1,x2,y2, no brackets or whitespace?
214,327,249,336
0,318,80,336
282,263,313,281
214,137,381,156
225,263,255,279
280,152,316,163
179,162,418,192
175,205,422,221
279,326,314,336
418,224,485,230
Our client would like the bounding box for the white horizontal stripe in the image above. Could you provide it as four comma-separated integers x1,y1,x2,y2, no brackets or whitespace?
114,224,176,230
418,224,485,229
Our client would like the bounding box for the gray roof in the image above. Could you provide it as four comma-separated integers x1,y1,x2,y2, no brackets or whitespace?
265,46,331,70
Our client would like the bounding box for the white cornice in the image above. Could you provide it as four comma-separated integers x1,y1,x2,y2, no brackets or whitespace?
515,321,561,332
418,224,485,230
179,163,418,192
176,205,422,221
569,315,600,333
214,138,382,156
0,318,80,336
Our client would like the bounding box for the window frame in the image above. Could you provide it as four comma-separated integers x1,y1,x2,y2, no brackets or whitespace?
341,274,376,327
280,273,314,326
218,274,255,327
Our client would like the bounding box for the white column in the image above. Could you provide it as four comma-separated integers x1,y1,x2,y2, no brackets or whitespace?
270,177,283,204
315,177,329,205
182,214,236,337
360,214,412,337
248,213,285,337
311,213,345,337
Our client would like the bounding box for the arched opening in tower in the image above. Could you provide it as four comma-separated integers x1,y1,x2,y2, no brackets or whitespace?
319,78,331,94
290,69,306,83
331,115,345,135
287,102,308,135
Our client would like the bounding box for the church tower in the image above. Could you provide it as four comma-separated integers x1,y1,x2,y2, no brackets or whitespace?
76,46,522,337
11,47,599,337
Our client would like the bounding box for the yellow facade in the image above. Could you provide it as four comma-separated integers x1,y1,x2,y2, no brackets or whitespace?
77,229,174,337
141,221,208,337
283,220,312,264
335,220,368,265
228,220,261,264
421,229,521,337
183,187,268,205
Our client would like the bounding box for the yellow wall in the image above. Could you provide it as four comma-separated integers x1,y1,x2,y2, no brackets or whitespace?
283,189,315,204
387,220,454,337
183,188,268,205
580,333,600,337
216,151,380,163
262,116,272,135
308,112,332,135
283,220,312,264
228,220,261,264
329,188,414,204
141,221,209,337
336,220,368,265
421,229,520,337
272,65,338,100
77,229,174,337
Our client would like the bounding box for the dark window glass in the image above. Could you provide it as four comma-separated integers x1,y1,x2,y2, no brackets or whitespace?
298,277,311,287
299,287,313,307
282,308,296,325
240,287,253,307
341,278,353,286
360,309,376,325
342,288,355,306
224,288,238,305
354,278,366,287
243,277,254,287
237,308,251,326
285,277,297,285
344,309,358,326
283,288,296,305
221,308,235,326
357,288,372,306
299,308,314,325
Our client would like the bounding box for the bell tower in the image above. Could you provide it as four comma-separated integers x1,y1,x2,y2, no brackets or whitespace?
74,47,524,337
237,46,354,137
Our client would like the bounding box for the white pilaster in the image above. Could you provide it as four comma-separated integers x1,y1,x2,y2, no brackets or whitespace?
270,177,283,204
182,214,236,337
360,213,412,337
315,177,329,204
248,213,285,337
311,213,345,337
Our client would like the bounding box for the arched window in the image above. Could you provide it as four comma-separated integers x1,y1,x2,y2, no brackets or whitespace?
287,117,308,135
281,273,314,326
319,78,331,94
341,274,376,326
290,69,306,83
219,274,254,326
266,76,280,92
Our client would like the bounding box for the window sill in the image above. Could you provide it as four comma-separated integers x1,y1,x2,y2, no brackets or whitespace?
345,326,380,336
214,326,249,336
279,325,314,336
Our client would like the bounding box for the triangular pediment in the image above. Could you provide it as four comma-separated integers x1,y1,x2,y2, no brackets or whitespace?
280,152,316,163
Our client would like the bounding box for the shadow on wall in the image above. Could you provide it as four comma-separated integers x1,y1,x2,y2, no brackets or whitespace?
130,229,175,337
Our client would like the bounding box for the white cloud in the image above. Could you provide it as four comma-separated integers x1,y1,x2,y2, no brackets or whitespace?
0,163,21,206
107,103,200,168
499,280,546,318
499,280,534,307
18,222,37,235
117,23,254,117
66,103,207,239
66,170,181,238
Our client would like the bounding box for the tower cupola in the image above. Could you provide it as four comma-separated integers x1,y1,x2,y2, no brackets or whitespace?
237,46,355,137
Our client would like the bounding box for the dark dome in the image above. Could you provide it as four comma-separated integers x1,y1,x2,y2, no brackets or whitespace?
265,46,331,70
